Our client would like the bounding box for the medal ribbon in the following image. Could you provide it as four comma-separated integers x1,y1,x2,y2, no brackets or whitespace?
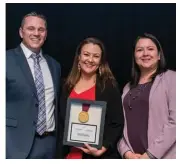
82,103,90,112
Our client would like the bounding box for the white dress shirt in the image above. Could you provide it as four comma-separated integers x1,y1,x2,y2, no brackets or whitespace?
20,43,55,132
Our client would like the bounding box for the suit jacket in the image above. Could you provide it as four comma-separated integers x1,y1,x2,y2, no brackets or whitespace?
6,46,61,158
56,78,124,159
117,70,176,159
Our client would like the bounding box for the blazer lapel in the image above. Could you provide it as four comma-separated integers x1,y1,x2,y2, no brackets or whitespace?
14,46,38,99
147,73,163,144
149,74,162,105
122,84,130,100
95,82,100,100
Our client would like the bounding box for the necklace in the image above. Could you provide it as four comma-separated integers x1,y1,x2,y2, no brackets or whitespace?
128,82,151,110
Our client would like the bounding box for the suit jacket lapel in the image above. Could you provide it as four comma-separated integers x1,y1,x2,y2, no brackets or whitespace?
43,55,57,96
44,54,59,127
14,46,38,99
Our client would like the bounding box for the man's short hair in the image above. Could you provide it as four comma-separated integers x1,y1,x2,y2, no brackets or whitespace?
21,11,47,28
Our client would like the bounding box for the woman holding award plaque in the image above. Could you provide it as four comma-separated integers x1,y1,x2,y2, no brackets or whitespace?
117,33,176,159
57,37,124,159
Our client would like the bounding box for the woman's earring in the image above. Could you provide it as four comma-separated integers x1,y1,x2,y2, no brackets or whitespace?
99,67,102,76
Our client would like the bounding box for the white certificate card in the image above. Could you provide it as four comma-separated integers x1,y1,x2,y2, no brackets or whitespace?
70,123,97,143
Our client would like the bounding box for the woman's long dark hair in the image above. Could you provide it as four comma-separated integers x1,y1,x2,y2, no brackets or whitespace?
64,37,117,93
130,33,167,88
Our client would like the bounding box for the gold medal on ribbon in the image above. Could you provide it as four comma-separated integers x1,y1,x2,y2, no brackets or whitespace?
78,111,89,123
78,103,90,123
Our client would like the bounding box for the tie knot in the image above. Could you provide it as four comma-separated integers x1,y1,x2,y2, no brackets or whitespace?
31,53,41,62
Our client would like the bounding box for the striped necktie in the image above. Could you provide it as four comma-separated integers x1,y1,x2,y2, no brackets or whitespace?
31,53,46,135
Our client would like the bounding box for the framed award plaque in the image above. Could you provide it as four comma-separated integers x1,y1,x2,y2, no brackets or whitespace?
63,98,107,149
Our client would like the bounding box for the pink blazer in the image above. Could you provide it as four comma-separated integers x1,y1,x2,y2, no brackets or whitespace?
117,70,176,159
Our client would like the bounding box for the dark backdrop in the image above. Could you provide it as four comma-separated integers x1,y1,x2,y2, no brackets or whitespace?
6,3,176,89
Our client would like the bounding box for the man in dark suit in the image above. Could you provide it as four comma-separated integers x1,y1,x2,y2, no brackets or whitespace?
6,12,61,158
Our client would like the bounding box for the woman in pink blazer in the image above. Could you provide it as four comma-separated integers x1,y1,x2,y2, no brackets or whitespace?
117,33,176,159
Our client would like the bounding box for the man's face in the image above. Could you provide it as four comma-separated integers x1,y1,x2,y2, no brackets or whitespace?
19,16,47,53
